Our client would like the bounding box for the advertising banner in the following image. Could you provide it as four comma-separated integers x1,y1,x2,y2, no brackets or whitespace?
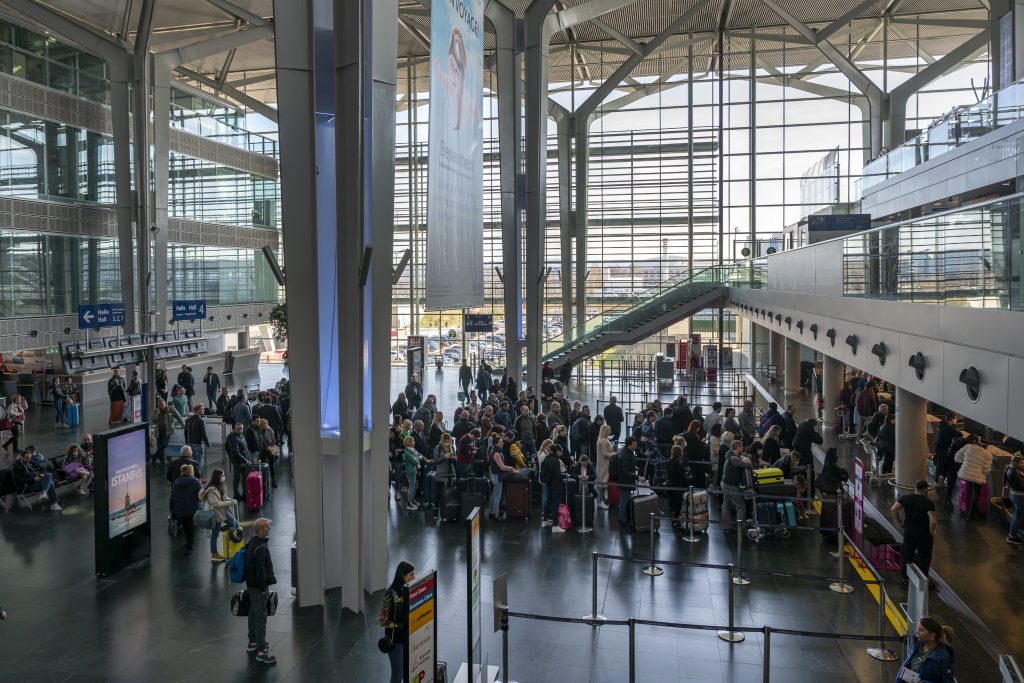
107,428,148,539
424,0,484,310
688,334,702,371
853,457,864,550
405,571,438,683
467,508,482,682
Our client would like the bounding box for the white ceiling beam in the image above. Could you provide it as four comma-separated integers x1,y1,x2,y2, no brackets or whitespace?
888,24,935,64
590,17,643,55
892,29,990,100
216,47,237,87
158,23,273,67
729,30,811,45
398,16,430,52
813,0,882,44
545,0,639,38
175,65,278,121
204,0,268,26
889,17,990,29
227,71,277,87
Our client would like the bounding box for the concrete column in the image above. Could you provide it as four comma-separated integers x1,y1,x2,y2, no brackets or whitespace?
785,337,801,394
574,120,589,329
895,387,929,490
769,330,785,384
822,354,844,431
556,112,572,330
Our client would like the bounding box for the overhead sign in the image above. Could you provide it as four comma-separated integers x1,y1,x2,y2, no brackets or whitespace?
78,304,125,330
464,314,493,333
405,571,438,683
171,300,207,322
424,0,484,310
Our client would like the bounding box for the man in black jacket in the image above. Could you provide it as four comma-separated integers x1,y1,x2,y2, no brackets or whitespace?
216,387,231,417
178,365,196,411
166,446,202,485
654,407,675,459
603,396,624,444
12,449,61,511
671,398,692,435
183,405,210,470
791,418,824,495
933,415,957,485
459,360,473,399
539,445,567,532
253,393,285,442
225,423,252,499
245,518,277,665
615,437,645,526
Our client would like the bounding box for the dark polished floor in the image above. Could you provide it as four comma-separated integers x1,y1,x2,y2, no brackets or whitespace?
0,365,1002,681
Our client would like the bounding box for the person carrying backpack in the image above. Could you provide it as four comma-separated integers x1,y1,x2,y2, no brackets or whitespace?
243,518,276,665
379,561,416,683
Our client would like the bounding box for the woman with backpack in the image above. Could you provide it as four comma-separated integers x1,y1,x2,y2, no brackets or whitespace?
200,469,240,561
379,561,416,683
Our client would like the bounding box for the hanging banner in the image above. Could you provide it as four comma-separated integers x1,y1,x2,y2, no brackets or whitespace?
424,0,484,310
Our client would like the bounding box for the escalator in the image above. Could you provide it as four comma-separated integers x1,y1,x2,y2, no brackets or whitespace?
542,263,764,369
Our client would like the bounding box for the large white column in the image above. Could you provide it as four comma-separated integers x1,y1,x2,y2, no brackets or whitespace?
769,330,785,385
822,355,844,431
785,337,801,394
895,387,929,489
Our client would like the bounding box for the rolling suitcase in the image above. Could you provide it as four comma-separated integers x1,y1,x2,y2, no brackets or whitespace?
503,480,531,519
756,481,798,498
755,501,777,529
246,470,264,512
607,483,621,508
752,467,784,486
66,402,80,427
631,493,661,533
572,492,595,527
441,485,462,522
220,527,245,558
776,501,797,527
684,490,710,533
959,479,989,517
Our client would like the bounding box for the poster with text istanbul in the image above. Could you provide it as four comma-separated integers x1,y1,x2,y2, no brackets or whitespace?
425,0,484,310
107,429,148,539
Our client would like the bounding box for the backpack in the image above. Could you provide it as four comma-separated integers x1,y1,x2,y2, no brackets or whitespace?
228,544,247,583
757,414,774,438
608,452,621,480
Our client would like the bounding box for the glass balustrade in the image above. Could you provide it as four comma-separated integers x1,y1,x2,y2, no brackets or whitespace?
862,79,1024,189
842,193,1022,310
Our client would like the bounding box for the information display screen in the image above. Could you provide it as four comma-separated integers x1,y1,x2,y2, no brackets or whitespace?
106,428,148,539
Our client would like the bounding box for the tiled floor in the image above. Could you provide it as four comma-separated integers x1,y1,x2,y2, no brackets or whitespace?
0,365,999,681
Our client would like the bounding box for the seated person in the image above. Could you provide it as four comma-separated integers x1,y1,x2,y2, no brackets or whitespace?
167,445,202,485
12,449,62,511
81,434,94,455
62,443,94,495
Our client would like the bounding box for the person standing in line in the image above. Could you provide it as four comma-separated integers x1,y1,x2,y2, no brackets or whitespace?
245,517,277,666
953,435,993,520
200,469,239,561
891,480,937,589
178,365,196,411
379,561,415,683
1003,454,1024,545
153,398,185,465
203,367,221,411
459,360,473,399
720,440,752,536
514,405,537,463
897,617,955,683
49,378,67,429
603,396,624,445
615,437,642,528
184,404,211,470
170,464,202,555
107,368,128,425
595,424,613,509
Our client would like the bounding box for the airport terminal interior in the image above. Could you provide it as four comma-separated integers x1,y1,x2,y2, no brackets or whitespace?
0,0,1022,681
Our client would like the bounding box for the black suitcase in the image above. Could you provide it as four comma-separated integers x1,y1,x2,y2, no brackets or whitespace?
756,481,798,498
441,484,462,522
461,493,486,519
755,501,777,528
571,492,595,527
631,493,661,533
459,476,490,496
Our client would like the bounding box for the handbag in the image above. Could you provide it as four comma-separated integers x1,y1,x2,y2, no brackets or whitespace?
0,418,11,430
377,633,395,653
193,508,217,530
266,591,278,616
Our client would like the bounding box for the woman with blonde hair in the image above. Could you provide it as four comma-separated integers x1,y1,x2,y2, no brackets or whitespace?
595,424,613,509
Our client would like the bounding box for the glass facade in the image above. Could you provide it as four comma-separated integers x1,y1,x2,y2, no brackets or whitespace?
169,153,279,228
0,231,279,319
0,18,110,104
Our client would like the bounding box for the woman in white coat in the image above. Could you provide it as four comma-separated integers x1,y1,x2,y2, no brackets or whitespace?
954,436,992,520
595,424,614,509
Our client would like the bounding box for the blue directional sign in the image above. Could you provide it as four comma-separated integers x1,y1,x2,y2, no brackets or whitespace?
78,303,126,330
172,299,207,322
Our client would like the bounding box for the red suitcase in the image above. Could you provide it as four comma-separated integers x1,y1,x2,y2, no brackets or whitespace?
959,479,989,516
607,483,621,508
503,480,530,519
246,470,264,512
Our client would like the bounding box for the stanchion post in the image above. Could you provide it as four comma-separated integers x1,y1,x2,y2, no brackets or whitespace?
585,552,607,623
828,499,854,594
717,564,746,643
733,519,750,586
641,512,664,576
578,481,592,533
830,495,851,559
763,625,771,683
867,577,898,661
628,618,636,683
681,484,700,543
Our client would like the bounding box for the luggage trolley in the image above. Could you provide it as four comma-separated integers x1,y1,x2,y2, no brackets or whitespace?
860,438,893,488
746,469,799,542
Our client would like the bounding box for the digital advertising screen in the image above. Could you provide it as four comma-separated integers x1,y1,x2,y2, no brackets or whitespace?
106,428,148,539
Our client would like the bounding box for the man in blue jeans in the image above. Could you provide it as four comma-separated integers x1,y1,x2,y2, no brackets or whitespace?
12,449,61,511
616,437,642,526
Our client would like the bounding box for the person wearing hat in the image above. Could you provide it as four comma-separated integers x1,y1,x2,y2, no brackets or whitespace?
891,480,937,589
